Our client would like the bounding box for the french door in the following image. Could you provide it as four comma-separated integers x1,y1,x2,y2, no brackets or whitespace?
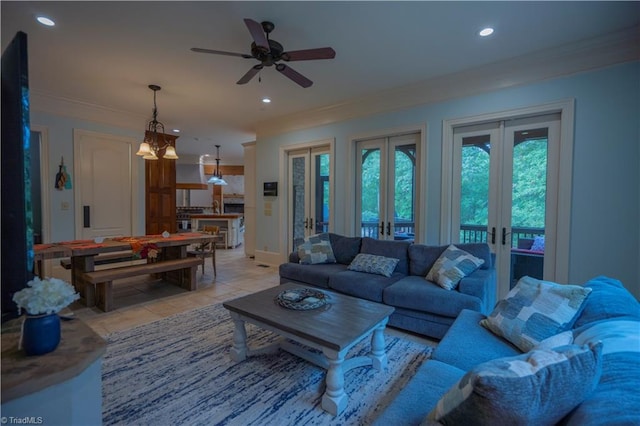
452,114,560,297
355,133,418,240
288,146,330,251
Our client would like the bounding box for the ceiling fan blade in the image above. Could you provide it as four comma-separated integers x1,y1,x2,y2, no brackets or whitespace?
281,47,336,61
275,64,313,88
237,65,263,85
243,18,269,51
191,47,252,59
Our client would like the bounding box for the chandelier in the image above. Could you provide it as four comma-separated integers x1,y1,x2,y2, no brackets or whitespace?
207,145,227,185
136,84,178,160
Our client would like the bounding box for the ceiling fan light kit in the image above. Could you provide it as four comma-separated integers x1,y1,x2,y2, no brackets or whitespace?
136,84,178,160
191,18,335,88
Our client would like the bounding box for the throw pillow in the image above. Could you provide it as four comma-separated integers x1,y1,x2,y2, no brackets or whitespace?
297,233,336,265
480,276,592,352
347,253,399,277
427,343,603,426
531,235,545,252
425,244,485,290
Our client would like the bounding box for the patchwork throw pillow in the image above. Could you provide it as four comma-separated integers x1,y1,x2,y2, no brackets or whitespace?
425,244,485,290
427,343,603,426
481,276,592,352
297,233,336,265
347,253,399,277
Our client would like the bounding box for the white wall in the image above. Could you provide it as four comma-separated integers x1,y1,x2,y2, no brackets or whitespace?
254,61,640,297
29,112,143,242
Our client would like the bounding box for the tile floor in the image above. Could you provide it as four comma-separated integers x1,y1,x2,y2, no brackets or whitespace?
68,246,435,347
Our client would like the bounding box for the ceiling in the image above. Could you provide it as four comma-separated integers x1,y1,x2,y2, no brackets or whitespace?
2,1,639,164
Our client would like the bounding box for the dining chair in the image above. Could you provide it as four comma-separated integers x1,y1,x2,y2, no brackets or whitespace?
187,225,219,276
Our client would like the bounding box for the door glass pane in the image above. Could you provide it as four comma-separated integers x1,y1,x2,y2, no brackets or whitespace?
291,156,306,244
393,144,416,241
314,153,330,233
460,135,491,243
361,148,381,238
510,128,547,287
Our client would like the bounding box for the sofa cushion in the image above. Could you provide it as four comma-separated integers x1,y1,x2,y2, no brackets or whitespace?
328,270,403,302
348,253,399,277
278,262,348,289
371,360,464,426
328,233,362,265
429,343,603,426
564,319,640,425
574,319,640,356
432,309,521,371
296,233,336,265
383,276,482,318
360,237,411,275
560,351,640,425
425,244,484,290
573,276,640,328
409,243,491,277
480,276,592,352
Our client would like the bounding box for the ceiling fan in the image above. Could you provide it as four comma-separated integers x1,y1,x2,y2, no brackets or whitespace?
191,19,336,88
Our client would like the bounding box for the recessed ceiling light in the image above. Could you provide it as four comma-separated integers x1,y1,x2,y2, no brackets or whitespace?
36,16,55,27
173,129,180,133
262,97,271,104
479,28,494,37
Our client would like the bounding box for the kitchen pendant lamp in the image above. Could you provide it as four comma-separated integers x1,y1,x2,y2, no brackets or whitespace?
207,145,227,185
136,85,178,160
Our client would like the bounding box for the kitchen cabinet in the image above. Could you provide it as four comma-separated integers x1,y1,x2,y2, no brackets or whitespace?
190,214,244,249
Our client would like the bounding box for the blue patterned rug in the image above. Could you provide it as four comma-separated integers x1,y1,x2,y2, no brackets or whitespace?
102,302,433,425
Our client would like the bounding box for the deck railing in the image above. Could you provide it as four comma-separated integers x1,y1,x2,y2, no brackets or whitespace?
323,222,542,245
460,224,544,247
360,221,415,239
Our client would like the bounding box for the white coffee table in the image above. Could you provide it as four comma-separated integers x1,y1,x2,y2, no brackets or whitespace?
222,283,395,415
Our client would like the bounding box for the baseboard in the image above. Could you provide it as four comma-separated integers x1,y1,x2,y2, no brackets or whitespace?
254,250,285,267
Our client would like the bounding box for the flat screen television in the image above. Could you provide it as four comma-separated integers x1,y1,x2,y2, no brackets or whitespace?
2,31,33,322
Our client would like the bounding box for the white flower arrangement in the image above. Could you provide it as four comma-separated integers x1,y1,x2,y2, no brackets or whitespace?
13,277,80,315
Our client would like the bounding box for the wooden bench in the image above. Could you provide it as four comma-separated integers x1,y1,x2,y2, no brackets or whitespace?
60,251,138,270
81,257,202,312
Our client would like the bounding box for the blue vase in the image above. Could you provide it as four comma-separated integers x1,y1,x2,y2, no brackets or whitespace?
22,313,61,356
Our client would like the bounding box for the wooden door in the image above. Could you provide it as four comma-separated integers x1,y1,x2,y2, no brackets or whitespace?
145,131,177,235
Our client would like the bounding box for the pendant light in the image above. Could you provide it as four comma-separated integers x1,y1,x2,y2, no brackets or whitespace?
136,84,178,160
207,145,227,185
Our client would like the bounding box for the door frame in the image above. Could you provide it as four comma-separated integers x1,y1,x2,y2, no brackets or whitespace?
441,99,575,286
32,125,52,276
279,138,335,258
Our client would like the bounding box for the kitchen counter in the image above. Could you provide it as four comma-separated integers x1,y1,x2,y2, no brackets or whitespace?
191,215,244,249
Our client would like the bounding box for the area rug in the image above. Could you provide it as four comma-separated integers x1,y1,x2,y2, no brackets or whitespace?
102,303,433,426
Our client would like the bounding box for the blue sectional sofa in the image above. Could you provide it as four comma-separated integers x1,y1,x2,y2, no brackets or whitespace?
279,233,496,339
372,275,640,425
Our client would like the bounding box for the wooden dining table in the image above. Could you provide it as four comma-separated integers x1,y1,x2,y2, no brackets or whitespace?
33,232,217,299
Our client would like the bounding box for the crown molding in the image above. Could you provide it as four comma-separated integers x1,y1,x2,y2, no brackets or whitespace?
30,91,144,132
256,25,640,139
